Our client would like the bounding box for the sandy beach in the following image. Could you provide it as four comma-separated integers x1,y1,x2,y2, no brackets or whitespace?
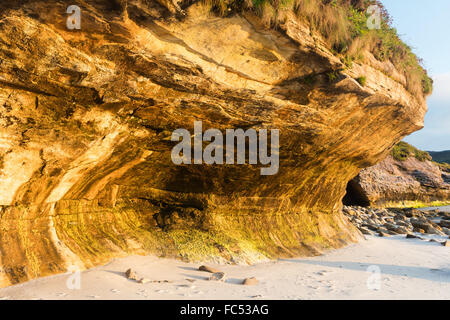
0,234,448,300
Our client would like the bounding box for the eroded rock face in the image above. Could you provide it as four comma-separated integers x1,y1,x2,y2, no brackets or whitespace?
344,156,450,207
0,1,427,286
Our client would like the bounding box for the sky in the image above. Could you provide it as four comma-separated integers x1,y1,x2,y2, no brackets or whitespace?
381,0,450,151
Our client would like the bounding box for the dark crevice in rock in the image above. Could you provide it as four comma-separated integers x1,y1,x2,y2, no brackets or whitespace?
342,179,371,207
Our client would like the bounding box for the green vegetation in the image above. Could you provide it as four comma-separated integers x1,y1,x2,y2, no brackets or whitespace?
356,76,366,86
391,141,432,162
327,70,339,82
382,200,450,209
301,73,315,84
201,0,432,96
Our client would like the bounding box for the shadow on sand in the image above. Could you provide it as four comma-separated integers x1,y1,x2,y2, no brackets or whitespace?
280,237,450,283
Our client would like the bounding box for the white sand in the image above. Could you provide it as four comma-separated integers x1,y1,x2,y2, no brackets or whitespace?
0,235,448,300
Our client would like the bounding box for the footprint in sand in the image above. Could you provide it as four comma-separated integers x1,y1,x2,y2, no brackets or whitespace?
136,289,148,297
155,289,168,293
180,293,192,297
110,289,120,293
316,270,332,276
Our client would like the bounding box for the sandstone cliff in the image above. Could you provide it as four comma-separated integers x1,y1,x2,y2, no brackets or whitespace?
0,0,428,286
344,154,450,207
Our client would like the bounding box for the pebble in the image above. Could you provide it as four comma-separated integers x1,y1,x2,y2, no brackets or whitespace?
242,277,259,285
209,272,227,281
199,265,222,273
125,268,139,281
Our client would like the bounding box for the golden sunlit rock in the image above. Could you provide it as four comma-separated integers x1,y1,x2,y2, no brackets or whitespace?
0,1,428,286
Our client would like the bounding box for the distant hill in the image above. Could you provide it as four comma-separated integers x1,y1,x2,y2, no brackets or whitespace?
429,150,450,164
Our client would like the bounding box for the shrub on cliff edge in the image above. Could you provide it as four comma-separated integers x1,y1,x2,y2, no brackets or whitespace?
391,142,432,162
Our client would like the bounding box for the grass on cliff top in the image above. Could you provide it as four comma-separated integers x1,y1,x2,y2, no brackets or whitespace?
202,0,432,96
391,141,432,162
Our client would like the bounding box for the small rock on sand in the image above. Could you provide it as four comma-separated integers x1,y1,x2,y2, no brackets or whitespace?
209,272,226,281
442,241,450,247
154,280,172,283
199,265,221,273
125,268,139,280
406,234,418,239
242,277,259,285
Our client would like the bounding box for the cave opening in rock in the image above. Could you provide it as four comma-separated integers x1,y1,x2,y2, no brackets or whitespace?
342,179,370,207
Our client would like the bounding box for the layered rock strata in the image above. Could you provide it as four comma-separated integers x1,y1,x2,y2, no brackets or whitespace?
0,1,427,286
